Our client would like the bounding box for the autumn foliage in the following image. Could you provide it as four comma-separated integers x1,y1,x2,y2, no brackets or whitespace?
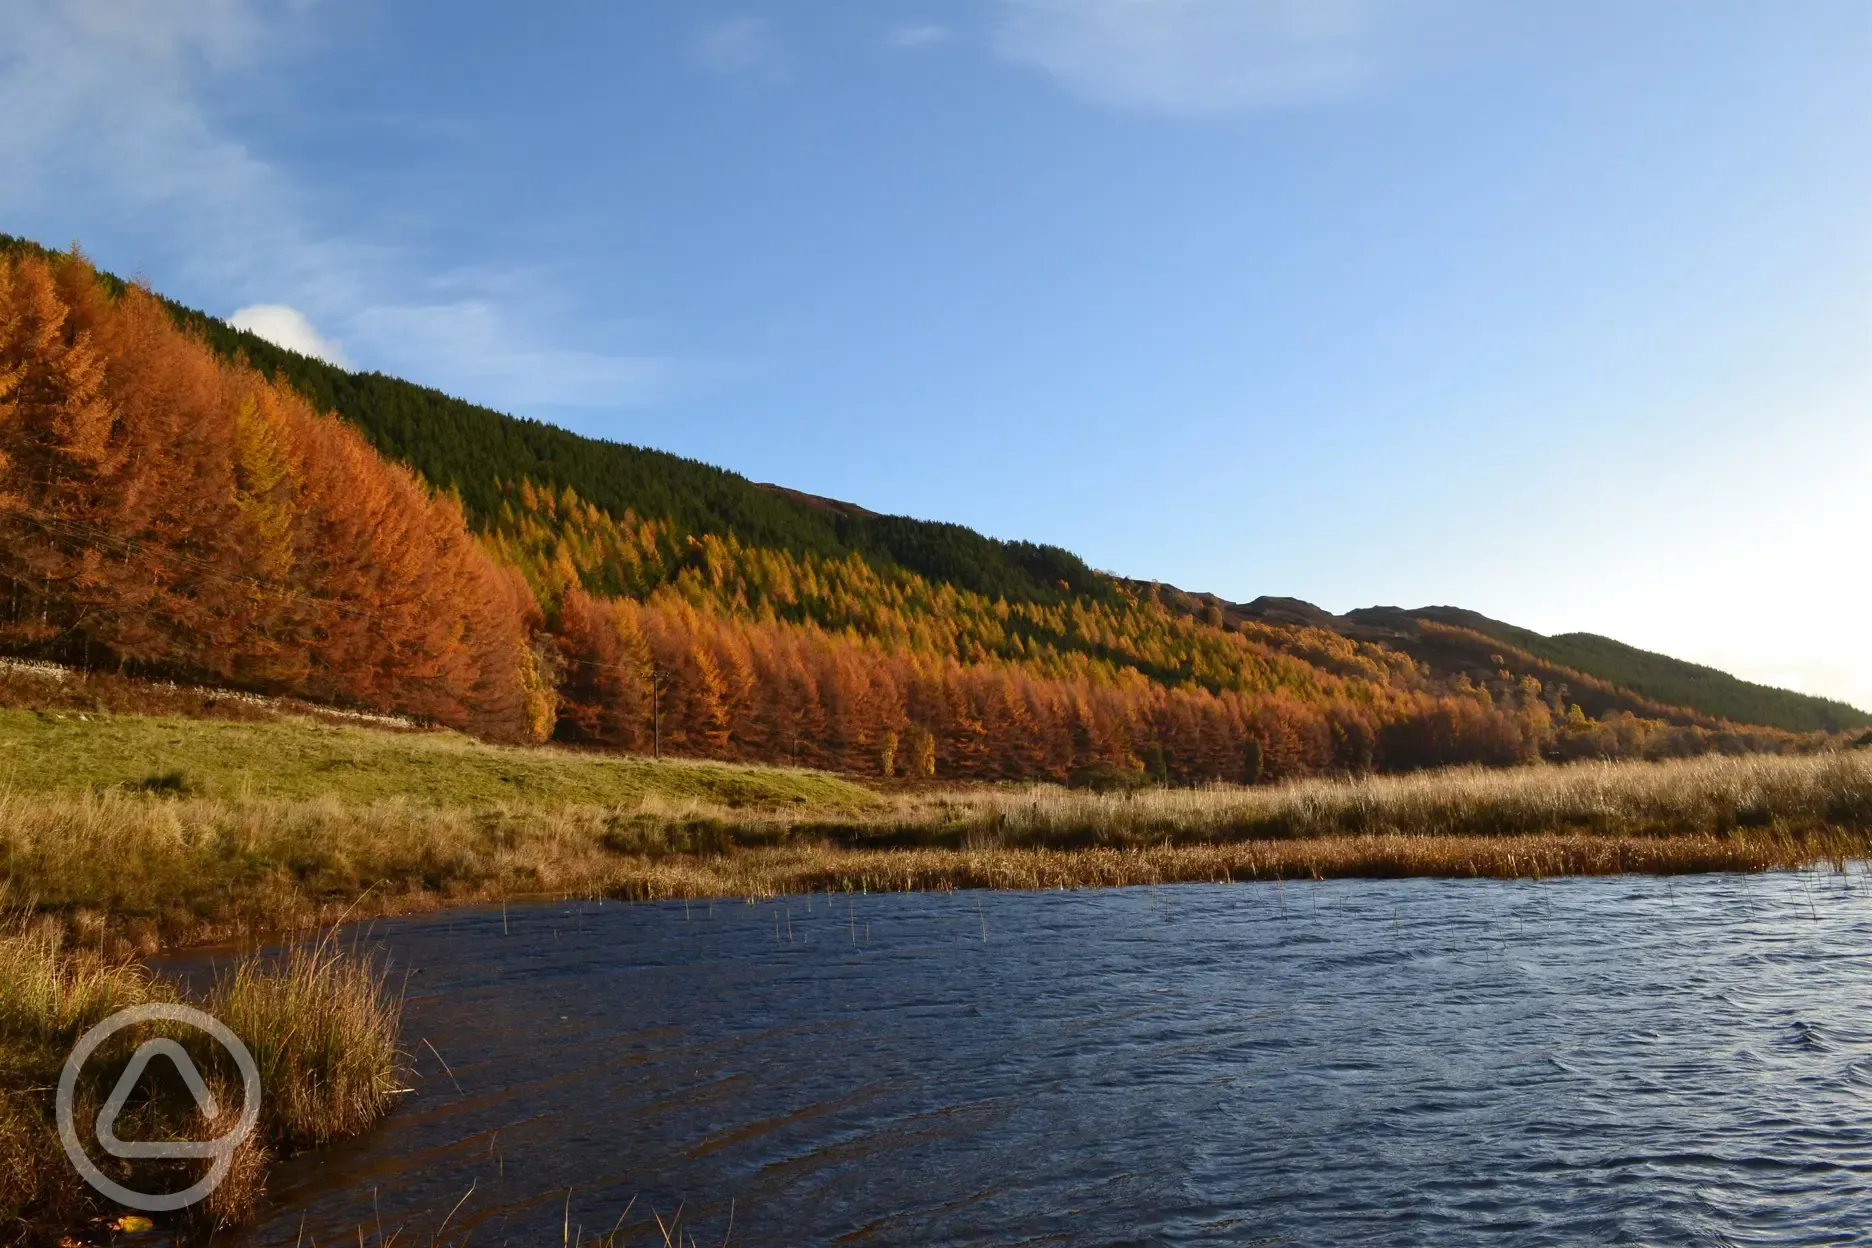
518,491,1805,782
0,252,546,740
0,251,1822,776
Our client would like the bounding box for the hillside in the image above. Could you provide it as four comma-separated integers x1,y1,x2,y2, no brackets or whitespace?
0,233,1097,608
0,237,1855,786
1342,606,1869,735
1114,585,1868,737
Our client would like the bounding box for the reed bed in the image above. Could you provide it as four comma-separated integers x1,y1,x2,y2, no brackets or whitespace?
0,918,403,1243
856,751,1872,848
562,829,1872,899
2,752,1869,952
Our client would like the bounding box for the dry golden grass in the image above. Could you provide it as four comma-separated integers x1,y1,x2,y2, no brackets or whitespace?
0,918,403,1244
857,750,1872,848
1,751,1868,954
0,919,154,1237
205,938,405,1151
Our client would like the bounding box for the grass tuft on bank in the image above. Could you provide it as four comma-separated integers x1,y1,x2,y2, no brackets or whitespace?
0,920,402,1243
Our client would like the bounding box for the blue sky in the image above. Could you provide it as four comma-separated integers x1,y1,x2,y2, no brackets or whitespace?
5,1,1870,710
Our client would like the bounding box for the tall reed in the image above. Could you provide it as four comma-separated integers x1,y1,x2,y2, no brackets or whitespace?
0,917,404,1241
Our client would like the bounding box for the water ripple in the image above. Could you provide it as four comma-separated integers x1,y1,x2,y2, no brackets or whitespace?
218,871,1872,1246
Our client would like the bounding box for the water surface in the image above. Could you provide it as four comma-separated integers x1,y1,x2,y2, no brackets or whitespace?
220,872,1872,1245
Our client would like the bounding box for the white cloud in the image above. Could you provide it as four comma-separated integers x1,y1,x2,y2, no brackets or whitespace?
885,23,950,50
993,0,1395,115
0,0,678,415
228,304,350,367
692,17,788,82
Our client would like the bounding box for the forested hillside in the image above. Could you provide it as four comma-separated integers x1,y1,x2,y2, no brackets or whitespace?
1344,607,1870,734
0,234,1096,607
0,238,1854,783
0,248,545,739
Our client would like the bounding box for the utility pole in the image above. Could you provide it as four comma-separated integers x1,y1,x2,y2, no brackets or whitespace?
648,666,671,760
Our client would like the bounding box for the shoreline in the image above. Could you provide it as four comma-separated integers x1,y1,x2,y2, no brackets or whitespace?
19,825,1872,958
0,745,1864,954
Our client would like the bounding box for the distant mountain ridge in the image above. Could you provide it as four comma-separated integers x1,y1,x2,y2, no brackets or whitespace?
1216,594,1864,734
1090,575,1865,737
1345,606,1868,734
1112,583,1865,735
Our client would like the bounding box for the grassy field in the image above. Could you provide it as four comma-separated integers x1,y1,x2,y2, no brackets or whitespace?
0,708,878,810
4,708,1870,960
0,706,1868,952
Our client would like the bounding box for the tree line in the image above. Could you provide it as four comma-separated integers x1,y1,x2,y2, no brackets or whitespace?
0,250,1825,779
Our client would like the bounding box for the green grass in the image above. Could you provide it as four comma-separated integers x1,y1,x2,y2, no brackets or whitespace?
0,709,879,812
